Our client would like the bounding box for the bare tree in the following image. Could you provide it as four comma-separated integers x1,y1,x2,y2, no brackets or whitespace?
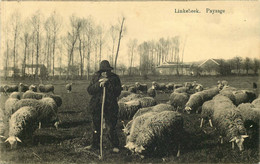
109,25,117,66
21,22,31,77
31,10,43,79
232,56,243,75
10,11,22,75
49,11,62,77
97,25,105,64
127,38,137,75
114,16,126,73
252,58,260,75
243,57,251,75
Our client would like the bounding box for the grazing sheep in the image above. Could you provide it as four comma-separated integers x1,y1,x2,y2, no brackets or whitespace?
118,94,156,120
29,85,37,92
133,104,175,120
4,85,19,93
184,82,194,90
219,87,237,104
22,91,62,107
0,108,6,142
5,106,38,149
169,92,189,111
200,100,214,128
38,84,54,93
200,87,219,102
237,103,260,124
125,111,183,157
174,87,188,93
19,83,29,92
185,92,204,114
14,98,58,129
233,90,257,106
66,83,72,93
147,86,156,98
119,93,144,103
5,96,20,119
152,82,167,92
135,82,148,94
195,84,203,92
9,92,22,100
211,95,248,151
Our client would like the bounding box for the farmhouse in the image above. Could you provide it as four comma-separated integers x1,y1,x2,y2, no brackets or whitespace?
155,61,191,75
25,64,48,78
198,58,221,75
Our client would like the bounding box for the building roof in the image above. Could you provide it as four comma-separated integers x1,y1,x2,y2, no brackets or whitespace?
156,62,190,68
199,58,220,67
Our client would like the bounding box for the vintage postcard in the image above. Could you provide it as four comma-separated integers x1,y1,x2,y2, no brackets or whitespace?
0,1,259,163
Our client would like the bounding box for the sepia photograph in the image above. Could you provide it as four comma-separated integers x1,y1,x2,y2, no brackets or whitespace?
0,1,259,163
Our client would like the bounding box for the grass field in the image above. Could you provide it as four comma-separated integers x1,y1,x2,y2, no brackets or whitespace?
0,75,259,163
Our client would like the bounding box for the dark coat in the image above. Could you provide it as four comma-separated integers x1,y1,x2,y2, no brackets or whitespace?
87,71,122,115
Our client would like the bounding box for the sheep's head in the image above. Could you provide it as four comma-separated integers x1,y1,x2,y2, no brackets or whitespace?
230,135,248,151
125,141,136,151
135,82,140,87
5,136,22,149
135,145,145,153
29,85,37,92
185,106,192,114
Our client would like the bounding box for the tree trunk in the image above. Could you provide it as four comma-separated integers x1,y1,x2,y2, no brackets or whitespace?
52,33,56,77
114,17,125,73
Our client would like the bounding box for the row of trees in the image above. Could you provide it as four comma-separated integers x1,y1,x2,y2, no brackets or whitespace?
191,57,260,76
3,10,126,79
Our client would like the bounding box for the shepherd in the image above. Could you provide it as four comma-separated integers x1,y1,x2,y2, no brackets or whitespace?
85,60,122,154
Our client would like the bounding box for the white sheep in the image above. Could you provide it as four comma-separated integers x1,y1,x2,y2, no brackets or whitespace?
174,87,188,93
5,93,21,118
237,103,260,124
5,106,38,149
119,91,133,100
14,98,58,129
211,95,248,151
3,85,19,93
152,82,167,92
22,91,62,107
38,84,54,93
200,100,214,128
184,92,204,114
169,92,189,111
0,108,6,142
125,111,183,157
233,90,257,106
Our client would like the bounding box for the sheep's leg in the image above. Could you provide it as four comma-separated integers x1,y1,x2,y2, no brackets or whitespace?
220,136,223,144
209,119,213,127
232,141,234,149
176,144,181,157
38,122,41,129
200,118,204,128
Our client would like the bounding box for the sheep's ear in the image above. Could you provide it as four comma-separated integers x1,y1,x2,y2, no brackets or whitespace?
16,137,22,143
229,137,236,142
242,135,249,138
0,135,6,139
5,138,10,143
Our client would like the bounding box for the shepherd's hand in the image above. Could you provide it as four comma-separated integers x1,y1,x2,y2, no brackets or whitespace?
99,78,108,87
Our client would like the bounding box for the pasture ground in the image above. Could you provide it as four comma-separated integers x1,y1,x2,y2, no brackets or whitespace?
0,75,259,163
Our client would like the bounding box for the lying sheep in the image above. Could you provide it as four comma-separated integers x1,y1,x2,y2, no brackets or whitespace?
211,95,248,151
38,84,54,93
125,111,184,157
147,86,156,98
169,92,189,111
135,82,148,94
66,83,72,93
14,98,58,129
29,85,37,92
5,106,38,149
19,83,29,92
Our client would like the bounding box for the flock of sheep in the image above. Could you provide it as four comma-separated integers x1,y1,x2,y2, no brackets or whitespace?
118,80,259,157
0,80,259,159
0,83,71,149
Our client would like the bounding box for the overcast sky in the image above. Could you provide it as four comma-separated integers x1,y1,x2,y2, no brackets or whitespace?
1,1,259,68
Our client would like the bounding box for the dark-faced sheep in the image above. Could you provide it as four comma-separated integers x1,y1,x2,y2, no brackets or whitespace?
38,84,54,93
